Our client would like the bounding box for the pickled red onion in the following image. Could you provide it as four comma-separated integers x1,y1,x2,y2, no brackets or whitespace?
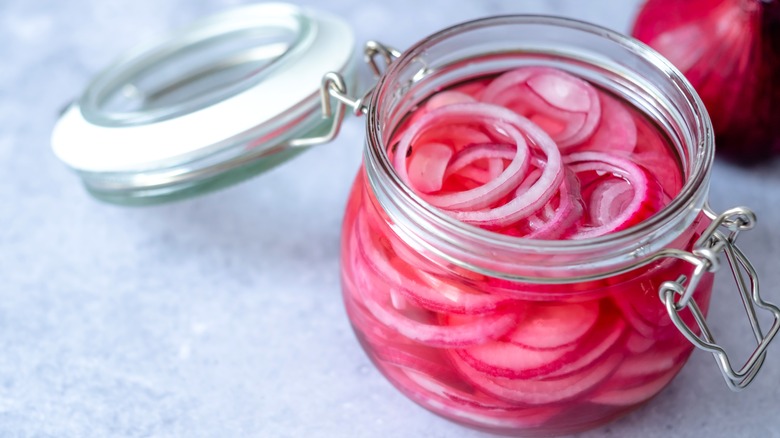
453,120,562,226
361,231,520,315
564,152,660,239
352,215,520,345
426,91,477,110
502,301,600,350
394,104,539,212
482,67,601,148
355,282,519,348
451,349,623,405
403,104,565,226
573,92,637,154
405,91,478,129
444,143,517,179
522,170,582,240
408,142,453,194
386,63,684,239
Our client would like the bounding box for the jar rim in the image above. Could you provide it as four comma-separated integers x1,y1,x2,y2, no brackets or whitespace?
365,14,713,260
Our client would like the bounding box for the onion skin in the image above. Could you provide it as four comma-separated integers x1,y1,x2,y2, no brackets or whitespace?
632,0,780,163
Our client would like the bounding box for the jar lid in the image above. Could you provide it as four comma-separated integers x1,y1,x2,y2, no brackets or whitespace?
51,3,355,204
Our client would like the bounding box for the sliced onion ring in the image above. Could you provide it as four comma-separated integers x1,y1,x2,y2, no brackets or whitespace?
394,103,535,212
564,152,660,239
482,67,602,148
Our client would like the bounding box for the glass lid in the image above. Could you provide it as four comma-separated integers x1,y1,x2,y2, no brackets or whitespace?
51,3,355,205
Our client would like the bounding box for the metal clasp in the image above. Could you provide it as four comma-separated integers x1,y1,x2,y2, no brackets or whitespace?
658,206,780,391
364,41,402,78
290,41,400,148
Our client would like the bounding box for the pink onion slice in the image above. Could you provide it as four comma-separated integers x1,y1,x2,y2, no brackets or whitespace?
394,104,534,211
389,123,493,162
450,113,564,226
405,91,478,128
454,341,578,380
416,125,495,153
426,90,477,110
394,262,516,316
588,353,685,407
354,257,518,348
514,167,543,195
444,143,517,179
452,308,627,382
346,292,465,380
408,142,453,194
609,346,687,382
588,179,634,226
384,366,563,428
452,77,493,100
482,67,602,148
527,72,593,112
452,160,507,186
588,366,679,406
631,151,683,200
502,301,600,350
522,169,583,240
573,92,638,154
451,349,623,405
372,342,461,382
625,331,655,354
352,216,519,346
392,102,565,226
544,318,626,379
612,293,666,340
564,152,662,239
356,215,518,315
388,67,679,240
394,262,522,316
409,269,523,315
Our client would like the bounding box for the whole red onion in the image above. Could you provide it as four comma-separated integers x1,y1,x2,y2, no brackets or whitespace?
632,0,780,163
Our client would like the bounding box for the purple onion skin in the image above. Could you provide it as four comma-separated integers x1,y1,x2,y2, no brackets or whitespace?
632,0,780,164
757,1,780,159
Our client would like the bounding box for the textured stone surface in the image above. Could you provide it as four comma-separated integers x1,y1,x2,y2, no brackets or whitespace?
1,0,779,436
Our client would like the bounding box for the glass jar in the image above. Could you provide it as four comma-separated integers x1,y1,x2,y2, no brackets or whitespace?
338,16,779,436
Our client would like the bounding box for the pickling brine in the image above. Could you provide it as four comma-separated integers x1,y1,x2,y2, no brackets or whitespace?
340,65,713,436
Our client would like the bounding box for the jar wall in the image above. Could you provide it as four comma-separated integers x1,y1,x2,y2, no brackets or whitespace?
341,14,717,436
340,170,713,436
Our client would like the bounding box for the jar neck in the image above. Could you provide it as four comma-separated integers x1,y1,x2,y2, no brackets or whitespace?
363,16,714,282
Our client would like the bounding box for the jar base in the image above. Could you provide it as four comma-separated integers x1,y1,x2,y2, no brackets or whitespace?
353,327,677,437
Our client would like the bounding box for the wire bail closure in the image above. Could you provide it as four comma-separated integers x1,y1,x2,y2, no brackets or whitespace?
290,41,399,148
658,206,780,391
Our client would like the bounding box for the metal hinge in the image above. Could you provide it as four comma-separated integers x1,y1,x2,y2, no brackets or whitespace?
657,205,780,391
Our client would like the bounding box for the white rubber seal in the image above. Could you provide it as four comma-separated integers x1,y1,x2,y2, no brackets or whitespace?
51,3,354,172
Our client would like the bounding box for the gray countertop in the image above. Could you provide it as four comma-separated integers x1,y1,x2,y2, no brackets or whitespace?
2,0,779,436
